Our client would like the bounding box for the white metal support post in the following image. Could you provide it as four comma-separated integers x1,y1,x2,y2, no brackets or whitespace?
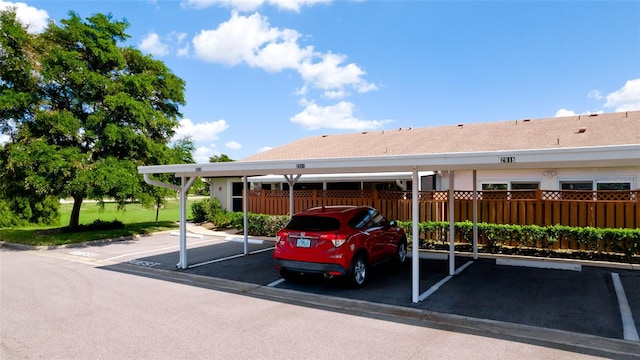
284,174,301,217
449,170,455,276
178,175,197,269
473,170,478,259
243,175,249,255
142,174,196,270
411,167,420,303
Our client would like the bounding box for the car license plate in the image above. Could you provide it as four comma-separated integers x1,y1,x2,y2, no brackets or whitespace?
296,238,311,248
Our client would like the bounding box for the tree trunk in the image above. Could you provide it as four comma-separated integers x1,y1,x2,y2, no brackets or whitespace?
155,204,160,224
69,196,83,228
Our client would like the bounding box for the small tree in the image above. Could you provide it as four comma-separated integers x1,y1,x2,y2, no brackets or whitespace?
0,10,187,228
209,154,235,163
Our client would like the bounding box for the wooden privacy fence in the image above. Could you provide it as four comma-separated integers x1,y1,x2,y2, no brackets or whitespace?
247,189,639,229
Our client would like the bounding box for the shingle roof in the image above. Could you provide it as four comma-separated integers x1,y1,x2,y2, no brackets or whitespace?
241,111,640,161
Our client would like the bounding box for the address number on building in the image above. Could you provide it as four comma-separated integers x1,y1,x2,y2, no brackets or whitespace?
500,156,516,163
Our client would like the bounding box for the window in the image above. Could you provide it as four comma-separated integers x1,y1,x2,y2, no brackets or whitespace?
560,182,593,190
596,182,631,190
370,210,386,227
348,210,373,229
326,182,360,190
285,216,341,231
482,183,507,190
231,182,244,212
283,182,323,191
511,182,539,190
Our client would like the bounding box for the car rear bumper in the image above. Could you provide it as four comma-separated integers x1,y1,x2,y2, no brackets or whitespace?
274,259,348,275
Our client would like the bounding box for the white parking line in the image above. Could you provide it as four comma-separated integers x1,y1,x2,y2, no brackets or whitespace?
170,232,203,238
225,236,264,245
611,272,640,341
187,247,274,269
419,261,474,301
104,239,221,261
496,258,581,272
69,251,99,258
267,278,286,287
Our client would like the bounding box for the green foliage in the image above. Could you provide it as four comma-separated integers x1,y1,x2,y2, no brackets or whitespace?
209,154,234,163
69,219,125,232
397,221,640,258
190,198,288,236
0,199,16,227
244,213,289,237
0,9,187,227
191,197,223,223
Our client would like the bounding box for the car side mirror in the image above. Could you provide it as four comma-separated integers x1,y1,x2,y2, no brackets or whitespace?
388,220,396,227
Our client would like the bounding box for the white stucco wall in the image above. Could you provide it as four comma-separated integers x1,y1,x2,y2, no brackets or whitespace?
207,177,243,210
438,167,640,191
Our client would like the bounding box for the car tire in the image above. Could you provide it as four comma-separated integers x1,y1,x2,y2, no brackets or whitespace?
396,239,408,264
347,254,367,288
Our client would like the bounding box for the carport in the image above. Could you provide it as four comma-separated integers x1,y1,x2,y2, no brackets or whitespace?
138,144,639,303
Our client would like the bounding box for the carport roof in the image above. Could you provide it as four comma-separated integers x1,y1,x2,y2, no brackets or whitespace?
137,145,640,178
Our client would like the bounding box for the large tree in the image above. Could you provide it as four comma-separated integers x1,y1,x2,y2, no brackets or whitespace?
0,9,187,228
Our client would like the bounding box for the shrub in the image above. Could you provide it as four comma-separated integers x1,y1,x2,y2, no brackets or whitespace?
244,213,289,236
397,220,640,259
191,197,224,223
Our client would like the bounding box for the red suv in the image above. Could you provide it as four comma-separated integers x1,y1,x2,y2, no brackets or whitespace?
273,205,407,287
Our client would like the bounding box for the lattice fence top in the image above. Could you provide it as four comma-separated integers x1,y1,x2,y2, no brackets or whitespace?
249,189,638,202
542,190,637,201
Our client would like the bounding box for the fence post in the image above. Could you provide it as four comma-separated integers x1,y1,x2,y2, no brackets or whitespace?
536,189,543,226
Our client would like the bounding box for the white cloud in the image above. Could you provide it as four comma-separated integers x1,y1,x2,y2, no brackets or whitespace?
556,78,640,117
247,29,313,72
139,33,169,57
193,12,280,66
172,118,229,143
0,1,49,33
587,89,602,100
554,109,602,117
291,101,391,131
139,32,189,57
192,12,376,96
193,145,217,163
554,108,576,117
257,146,273,153
604,79,640,112
185,0,330,12
299,53,377,94
225,140,242,149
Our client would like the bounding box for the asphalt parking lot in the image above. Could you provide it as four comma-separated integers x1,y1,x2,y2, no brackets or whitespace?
29,229,640,356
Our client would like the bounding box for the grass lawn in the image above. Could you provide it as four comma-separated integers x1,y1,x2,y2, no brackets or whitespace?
0,199,194,247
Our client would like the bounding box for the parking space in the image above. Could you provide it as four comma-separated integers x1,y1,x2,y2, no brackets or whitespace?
53,232,640,344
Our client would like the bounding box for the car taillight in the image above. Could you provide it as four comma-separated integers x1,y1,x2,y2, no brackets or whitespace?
276,231,287,246
320,233,348,247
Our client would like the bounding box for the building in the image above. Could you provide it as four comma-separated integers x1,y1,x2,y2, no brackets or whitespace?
208,111,640,212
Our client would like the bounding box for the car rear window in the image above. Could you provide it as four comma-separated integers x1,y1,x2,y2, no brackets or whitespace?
285,215,341,231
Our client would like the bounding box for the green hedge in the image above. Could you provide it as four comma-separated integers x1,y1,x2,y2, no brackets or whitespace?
397,221,640,258
191,198,289,236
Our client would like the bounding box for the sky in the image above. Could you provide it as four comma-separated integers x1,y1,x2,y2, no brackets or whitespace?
1,0,639,163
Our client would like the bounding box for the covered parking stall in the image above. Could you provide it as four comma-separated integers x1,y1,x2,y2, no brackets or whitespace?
138,144,639,303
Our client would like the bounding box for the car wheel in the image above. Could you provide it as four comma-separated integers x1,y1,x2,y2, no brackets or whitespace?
347,254,367,288
280,269,299,282
396,239,407,264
